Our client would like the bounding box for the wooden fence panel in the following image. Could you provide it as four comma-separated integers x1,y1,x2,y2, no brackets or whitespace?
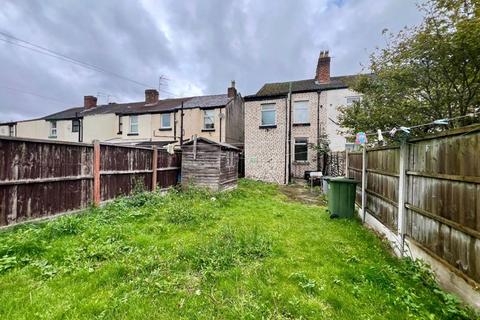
365,147,400,230
0,138,182,227
157,149,181,188
347,152,363,204
405,127,480,283
100,144,153,201
0,138,93,226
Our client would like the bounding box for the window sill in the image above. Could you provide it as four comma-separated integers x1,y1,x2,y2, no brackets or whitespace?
293,161,310,165
202,128,215,132
293,123,310,127
127,133,139,136
259,125,277,129
159,128,172,131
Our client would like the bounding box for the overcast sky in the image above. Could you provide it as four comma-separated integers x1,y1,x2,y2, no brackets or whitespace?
0,0,423,122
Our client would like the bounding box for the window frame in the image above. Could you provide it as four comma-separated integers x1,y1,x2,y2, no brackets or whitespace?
118,116,123,134
8,125,15,137
294,137,309,162
129,115,139,134
293,100,309,124
261,103,276,126
161,113,171,129
346,96,361,106
203,110,215,130
49,121,57,138
72,119,80,133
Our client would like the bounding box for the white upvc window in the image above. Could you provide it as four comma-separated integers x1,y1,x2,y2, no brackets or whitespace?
293,101,309,124
49,121,57,138
203,110,215,130
294,137,308,162
346,96,361,106
72,119,80,133
161,113,171,129
261,103,276,126
129,115,138,134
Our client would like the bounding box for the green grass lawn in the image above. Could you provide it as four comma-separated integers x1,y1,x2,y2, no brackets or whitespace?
0,180,477,319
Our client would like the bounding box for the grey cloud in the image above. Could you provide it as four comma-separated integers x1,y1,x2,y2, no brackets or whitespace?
0,0,422,122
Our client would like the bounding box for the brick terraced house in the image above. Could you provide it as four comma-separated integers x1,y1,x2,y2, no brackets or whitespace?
0,82,244,148
244,51,362,184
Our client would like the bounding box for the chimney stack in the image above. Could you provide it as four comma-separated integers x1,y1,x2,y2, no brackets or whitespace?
315,50,331,83
227,80,237,98
145,89,159,104
84,95,97,109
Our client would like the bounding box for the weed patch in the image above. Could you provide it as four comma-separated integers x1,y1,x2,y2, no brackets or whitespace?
179,227,273,273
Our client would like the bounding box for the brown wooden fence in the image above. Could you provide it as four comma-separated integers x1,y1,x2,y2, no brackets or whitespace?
0,137,181,227
347,124,480,287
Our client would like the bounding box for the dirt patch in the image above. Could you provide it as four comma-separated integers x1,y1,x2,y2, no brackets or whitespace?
279,183,327,206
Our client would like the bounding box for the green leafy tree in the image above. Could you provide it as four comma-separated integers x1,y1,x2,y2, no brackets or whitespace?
339,0,480,135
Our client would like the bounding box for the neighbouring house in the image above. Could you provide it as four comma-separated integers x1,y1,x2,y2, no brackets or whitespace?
244,51,363,184
0,82,244,148
181,136,240,191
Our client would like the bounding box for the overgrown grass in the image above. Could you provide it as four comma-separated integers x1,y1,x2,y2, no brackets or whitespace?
0,180,477,319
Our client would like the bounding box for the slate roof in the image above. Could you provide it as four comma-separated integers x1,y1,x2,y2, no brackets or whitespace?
40,94,232,121
43,107,85,120
245,75,364,100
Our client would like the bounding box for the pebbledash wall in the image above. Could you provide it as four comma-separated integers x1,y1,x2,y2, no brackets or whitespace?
245,88,354,184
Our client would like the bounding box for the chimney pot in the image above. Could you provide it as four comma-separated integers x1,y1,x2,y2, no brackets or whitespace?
227,80,237,98
315,50,331,83
84,95,97,109
145,89,159,104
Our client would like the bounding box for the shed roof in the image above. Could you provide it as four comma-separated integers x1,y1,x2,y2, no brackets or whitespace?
183,137,240,151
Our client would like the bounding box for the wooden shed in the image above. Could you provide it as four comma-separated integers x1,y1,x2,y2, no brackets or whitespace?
181,137,240,191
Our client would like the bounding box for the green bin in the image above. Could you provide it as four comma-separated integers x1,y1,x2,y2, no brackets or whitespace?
327,177,359,218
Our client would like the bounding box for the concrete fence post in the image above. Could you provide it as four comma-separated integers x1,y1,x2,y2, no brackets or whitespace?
93,140,101,206
152,146,158,191
397,140,408,255
361,146,367,223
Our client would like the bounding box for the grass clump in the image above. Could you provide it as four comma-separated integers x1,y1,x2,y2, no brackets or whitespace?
0,179,477,319
179,226,273,273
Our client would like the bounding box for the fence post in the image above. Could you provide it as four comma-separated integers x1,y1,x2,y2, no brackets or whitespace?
397,140,408,256
361,146,367,223
152,146,158,191
345,149,349,178
93,140,101,206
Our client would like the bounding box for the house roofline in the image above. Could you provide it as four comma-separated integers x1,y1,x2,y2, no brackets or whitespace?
115,104,228,116
244,86,351,102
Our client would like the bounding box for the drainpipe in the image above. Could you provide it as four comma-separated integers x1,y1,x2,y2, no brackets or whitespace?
287,82,292,184
219,111,223,142
317,92,321,172
180,101,184,145
284,96,288,184
173,112,177,140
